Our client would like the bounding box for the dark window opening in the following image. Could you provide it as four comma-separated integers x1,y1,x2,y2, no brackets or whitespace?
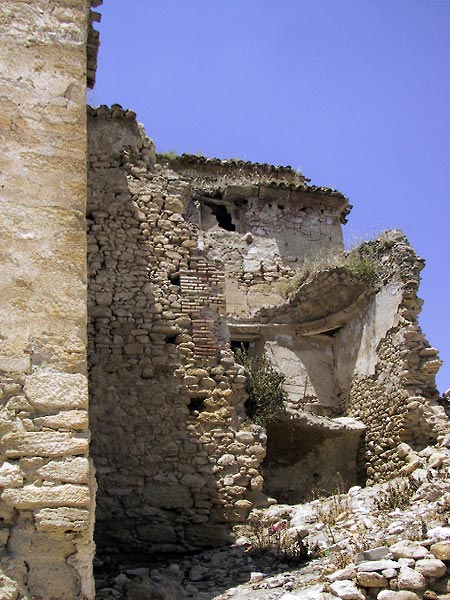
205,202,235,231
188,398,206,413
277,204,285,210
230,340,250,355
170,272,180,285
165,334,178,344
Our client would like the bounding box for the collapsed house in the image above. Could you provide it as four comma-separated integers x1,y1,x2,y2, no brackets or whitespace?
0,2,448,599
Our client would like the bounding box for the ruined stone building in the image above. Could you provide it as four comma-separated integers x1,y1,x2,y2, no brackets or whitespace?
0,2,448,599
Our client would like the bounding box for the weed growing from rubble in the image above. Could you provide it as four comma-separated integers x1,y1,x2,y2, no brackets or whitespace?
276,249,343,297
235,348,287,427
328,548,354,571
312,476,350,527
345,245,379,285
373,475,420,512
247,512,310,564
158,150,178,161
277,244,379,299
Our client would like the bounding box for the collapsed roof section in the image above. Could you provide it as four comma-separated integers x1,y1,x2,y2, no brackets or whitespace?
158,152,352,224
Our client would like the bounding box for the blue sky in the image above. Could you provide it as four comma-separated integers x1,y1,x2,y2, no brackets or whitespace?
90,0,449,392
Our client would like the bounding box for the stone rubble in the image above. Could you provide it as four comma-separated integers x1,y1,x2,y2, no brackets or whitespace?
95,447,450,600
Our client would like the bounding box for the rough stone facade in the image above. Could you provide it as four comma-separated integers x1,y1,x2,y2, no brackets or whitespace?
86,109,448,554
335,232,449,484
168,154,350,317
0,1,448,597
87,111,267,559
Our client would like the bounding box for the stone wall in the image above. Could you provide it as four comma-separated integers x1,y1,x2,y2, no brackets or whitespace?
2,0,448,592
334,232,449,484
163,155,350,318
87,109,268,559
0,1,96,598
88,110,448,559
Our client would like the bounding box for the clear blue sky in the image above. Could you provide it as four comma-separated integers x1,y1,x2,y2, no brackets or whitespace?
90,0,449,392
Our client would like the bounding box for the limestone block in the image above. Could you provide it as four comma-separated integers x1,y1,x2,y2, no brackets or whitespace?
390,540,432,560
24,372,88,412
414,558,446,578
250,475,264,491
326,567,357,582
37,457,90,483
427,527,450,542
0,206,88,368
217,454,236,467
227,442,246,455
397,559,416,568
34,507,90,532
383,568,400,579
1,431,88,458
0,463,23,488
357,559,400,572
377,593,421,600
355,546,392,564
2,483,90,509
66,538,99,600
356,571,388,587
235,431,254,444
397,566,425,590
34,410,88,430
247,444,266,459
329,579,364,599
234,499,252,510
431,541,450,561
0,356,31,374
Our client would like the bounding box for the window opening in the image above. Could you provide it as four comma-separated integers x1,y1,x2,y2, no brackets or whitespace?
205,202,235,231
230,340,250,354
188,398,205,413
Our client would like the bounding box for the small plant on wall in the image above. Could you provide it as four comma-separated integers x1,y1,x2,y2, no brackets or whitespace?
235,347,287,426
345,245,379,285
277,243,379,299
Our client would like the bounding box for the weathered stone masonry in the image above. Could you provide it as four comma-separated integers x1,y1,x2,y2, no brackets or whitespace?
0,1,100,599
0,1,449,596
87,109,267,559
87,106,449,557
335,233,449,484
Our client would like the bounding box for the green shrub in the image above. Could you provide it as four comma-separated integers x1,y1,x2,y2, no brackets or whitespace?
345,246,379,285
235,348,287,426
277,245,379,299
159,150,178,161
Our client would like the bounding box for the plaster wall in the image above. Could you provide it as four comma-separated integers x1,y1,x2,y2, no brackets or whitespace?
202,195,344,317
264,336,338,413
0,1,95,598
